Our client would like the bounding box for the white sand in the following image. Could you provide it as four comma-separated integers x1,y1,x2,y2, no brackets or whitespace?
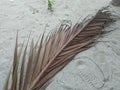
0,0,120,90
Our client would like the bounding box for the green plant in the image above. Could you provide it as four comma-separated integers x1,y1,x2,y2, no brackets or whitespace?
48,0,54,11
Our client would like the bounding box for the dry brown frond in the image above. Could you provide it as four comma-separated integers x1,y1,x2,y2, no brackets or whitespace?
4,9,114,90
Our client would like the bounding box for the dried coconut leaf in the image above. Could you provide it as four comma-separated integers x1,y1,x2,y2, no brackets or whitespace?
7,9,114,90
30,10,114,89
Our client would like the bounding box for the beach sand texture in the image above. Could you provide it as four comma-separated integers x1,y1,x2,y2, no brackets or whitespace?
0,0,120,90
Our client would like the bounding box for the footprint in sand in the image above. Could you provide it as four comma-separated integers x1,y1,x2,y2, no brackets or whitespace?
57,57,105,90
75,57,105,89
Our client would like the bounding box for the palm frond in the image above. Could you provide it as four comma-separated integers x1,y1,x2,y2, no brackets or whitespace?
30,10,113,90
4,9,114,90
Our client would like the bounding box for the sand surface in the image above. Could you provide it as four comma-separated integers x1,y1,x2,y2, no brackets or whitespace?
0,0,120,90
